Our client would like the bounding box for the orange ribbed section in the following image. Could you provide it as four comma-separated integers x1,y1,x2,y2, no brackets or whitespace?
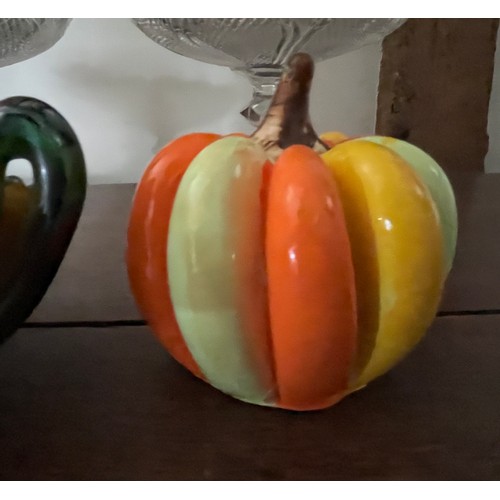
265,146,357,410
127,133,219,379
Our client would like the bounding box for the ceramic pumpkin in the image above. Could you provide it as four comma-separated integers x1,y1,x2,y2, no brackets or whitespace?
127,53,457,411
0,97,87,343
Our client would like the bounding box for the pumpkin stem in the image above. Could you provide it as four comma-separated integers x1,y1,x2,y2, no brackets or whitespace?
251,53,328,161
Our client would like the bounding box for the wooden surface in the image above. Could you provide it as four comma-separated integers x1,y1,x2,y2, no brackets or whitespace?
3,19,500,480
28,184,140,323
440,172,500,312
2,179,500,479
25,173,500,322
376,19,499,175
1,316,499,480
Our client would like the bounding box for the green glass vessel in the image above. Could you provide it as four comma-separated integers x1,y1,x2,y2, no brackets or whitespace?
0,96,86,342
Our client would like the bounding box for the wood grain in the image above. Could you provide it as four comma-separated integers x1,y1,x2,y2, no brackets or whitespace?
24,173,500,324
440,172,500,311
27,184,141,323
376,19,499,175
4,20,500,481
1,316,499,480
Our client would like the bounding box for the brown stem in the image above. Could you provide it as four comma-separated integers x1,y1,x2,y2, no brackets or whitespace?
250,53,328,161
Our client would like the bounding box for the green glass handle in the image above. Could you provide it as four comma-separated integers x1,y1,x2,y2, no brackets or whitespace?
0,97,87,342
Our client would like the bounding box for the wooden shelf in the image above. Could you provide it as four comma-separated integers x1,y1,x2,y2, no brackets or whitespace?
2,178,500,479
1,316,499,480
26,174,500,323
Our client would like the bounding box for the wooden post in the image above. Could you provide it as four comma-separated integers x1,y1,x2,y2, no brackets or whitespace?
377,19,499,175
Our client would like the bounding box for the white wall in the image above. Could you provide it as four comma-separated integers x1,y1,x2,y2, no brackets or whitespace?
486,28,500,173
0,18,382,184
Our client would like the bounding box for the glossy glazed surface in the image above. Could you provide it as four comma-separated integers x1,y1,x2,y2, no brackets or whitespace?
127,133,219,378
128,131,452,410
168,137,276,405
0,97,86,342
266,145,356,410
322,140,446,388
361,136,457,273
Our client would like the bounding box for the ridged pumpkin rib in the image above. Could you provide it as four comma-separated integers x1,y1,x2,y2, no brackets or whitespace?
266,145,357,410
127,133,219,379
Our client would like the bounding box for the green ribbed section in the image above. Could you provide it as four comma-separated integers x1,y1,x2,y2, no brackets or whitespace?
168,136,276,406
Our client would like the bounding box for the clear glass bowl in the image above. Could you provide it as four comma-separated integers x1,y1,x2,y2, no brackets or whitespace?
0,18,71,68
132,18,406,123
